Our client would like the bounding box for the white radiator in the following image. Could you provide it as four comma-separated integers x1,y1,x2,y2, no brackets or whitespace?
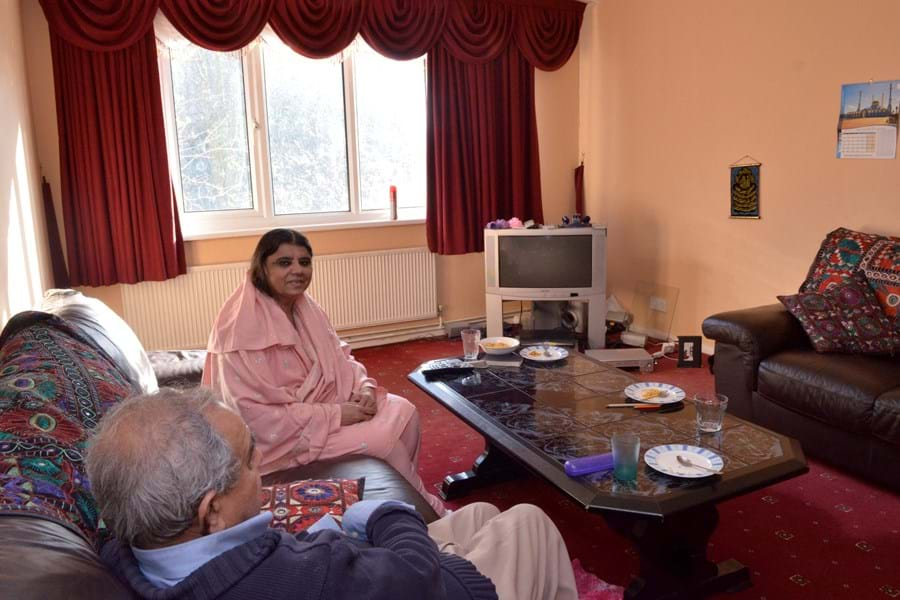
122,248,438,351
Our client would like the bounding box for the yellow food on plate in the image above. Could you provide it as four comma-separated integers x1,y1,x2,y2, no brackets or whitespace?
527,350,544,357
483,341,511,349
640,388,664,400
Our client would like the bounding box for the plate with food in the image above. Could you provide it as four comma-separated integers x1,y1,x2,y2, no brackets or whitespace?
520,345,569,362
623,382,685,404
479,336,520,355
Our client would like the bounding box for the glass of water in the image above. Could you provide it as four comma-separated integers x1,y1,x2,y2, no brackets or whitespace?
694,393,729,432
461,329,481,360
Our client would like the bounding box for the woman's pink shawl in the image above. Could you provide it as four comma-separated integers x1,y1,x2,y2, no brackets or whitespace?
202,275,377,474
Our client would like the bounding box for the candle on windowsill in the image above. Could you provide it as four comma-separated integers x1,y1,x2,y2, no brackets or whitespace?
389,185,398,221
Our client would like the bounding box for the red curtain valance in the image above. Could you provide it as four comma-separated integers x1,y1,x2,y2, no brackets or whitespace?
40,0,584,70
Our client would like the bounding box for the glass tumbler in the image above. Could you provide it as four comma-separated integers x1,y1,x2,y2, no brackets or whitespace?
694,393,729,432
461,329,481,360
612,431,640,482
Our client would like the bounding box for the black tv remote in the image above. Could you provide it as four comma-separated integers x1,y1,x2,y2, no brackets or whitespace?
421,367,475,379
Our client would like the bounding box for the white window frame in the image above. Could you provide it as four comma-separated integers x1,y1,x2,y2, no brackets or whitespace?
157,39,426,240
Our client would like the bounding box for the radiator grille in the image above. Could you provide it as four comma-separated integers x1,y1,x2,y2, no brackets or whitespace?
121,248,437,350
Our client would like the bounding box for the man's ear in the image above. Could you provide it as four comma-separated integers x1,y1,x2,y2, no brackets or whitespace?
197,489,223,535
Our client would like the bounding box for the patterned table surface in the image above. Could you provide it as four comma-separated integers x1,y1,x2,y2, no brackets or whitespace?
409,353,807,517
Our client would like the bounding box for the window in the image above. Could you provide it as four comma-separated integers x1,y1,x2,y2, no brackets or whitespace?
159,36,427,238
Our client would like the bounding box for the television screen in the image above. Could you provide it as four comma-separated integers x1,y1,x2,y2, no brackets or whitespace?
498,234,593,288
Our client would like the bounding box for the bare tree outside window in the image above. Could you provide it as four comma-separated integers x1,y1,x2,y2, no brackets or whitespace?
355,43,427,211
263,44,349,215
170,47,252,213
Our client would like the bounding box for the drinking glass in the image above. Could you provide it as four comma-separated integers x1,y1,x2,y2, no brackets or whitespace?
461,329,481,360
694,393,729,432
612,432,640,482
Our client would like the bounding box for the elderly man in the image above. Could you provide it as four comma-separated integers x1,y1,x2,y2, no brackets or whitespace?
86,388,578,600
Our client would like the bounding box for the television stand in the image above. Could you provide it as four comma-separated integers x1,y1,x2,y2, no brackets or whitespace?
516,329,585,352
486,293,606,349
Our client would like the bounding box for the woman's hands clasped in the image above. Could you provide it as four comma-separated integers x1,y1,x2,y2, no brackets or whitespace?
340,386,378,426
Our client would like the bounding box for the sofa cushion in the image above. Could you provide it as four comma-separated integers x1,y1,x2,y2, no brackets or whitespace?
758,349,900,435
264,456,440,523
801,227,898,292
872,388,900,445
148,350,207,388
778,274,897,354
859,238,900,322
0,313,133,547
261,478,363,533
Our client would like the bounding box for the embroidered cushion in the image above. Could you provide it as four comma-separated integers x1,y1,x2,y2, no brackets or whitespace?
260,478,364,534
779,275,898,354
859,238,900,320
0,313,133,547
801,228,900,336
800,227,886,292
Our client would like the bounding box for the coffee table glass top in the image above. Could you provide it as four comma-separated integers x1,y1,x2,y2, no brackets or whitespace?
410,353,805,516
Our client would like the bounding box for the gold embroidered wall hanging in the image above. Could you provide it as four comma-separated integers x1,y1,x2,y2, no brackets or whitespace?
729,155,761,219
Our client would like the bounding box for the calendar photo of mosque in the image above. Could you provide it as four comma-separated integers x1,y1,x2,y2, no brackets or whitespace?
836,79,899,159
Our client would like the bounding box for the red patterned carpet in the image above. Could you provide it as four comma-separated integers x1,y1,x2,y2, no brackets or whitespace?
354,338,900,600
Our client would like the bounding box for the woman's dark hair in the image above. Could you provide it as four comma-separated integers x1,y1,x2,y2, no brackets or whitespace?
249,229,313,297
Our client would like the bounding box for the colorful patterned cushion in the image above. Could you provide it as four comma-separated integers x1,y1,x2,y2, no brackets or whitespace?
0,313,133,547
859,238,900,320
260,478,364,534
801,228,883,291
779,275,898,354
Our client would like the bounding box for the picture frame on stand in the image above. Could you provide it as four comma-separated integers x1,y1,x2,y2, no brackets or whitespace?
677,336,703,368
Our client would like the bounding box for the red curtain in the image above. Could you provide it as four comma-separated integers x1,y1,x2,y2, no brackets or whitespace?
40,0,584,265
40,0,185,287
160,0,273,52
426,0,583,254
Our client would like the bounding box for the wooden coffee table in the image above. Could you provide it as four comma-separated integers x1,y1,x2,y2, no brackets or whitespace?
409,352,807,600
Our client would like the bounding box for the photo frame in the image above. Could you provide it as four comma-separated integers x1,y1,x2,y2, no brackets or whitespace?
677,336,702,368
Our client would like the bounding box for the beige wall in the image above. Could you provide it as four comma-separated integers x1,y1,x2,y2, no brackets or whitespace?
17,2,581,327
580,0,900,347
1,0,49,325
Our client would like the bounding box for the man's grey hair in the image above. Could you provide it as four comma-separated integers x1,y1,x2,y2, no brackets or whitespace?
85,387,241,547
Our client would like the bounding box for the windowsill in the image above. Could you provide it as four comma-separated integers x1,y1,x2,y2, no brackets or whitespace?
181,217,426,242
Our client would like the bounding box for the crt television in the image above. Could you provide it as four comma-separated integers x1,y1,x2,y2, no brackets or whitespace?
484,227,606,300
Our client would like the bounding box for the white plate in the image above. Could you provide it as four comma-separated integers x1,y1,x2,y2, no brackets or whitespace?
644,444,724,478
479,336,520,355
624,382,685,404
520,345,569,362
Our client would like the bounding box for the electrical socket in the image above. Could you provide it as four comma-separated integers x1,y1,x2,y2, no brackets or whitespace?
649,296,668,312
661,342,676,355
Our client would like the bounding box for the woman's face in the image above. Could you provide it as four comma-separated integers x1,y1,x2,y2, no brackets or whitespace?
264,243,312,304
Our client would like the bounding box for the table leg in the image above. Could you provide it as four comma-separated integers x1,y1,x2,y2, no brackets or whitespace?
440,441,523,500
602,504,751,599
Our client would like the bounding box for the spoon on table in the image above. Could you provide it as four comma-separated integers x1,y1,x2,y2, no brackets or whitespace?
676,455,720,473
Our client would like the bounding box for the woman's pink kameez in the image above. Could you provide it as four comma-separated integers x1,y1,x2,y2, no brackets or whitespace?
203,275,443,514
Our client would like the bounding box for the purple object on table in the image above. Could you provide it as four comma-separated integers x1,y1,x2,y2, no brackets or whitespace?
564,452,615,477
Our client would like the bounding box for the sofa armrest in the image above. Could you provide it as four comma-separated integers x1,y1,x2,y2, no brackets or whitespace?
702,304,808,421
702,303,808,360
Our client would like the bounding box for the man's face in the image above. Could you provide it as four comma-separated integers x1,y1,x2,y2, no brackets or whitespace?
204,405,262,529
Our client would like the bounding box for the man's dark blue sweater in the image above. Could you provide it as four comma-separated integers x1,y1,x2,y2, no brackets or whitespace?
102,503,497,600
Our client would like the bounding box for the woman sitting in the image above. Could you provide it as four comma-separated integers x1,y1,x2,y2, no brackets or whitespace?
202,228,443,514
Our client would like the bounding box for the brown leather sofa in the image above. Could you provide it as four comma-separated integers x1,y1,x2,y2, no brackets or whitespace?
703,304,900,491
0,297,438,599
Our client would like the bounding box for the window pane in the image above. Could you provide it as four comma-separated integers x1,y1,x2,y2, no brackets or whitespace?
263,43,349,215
355,44,427,211
170,47,252,212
